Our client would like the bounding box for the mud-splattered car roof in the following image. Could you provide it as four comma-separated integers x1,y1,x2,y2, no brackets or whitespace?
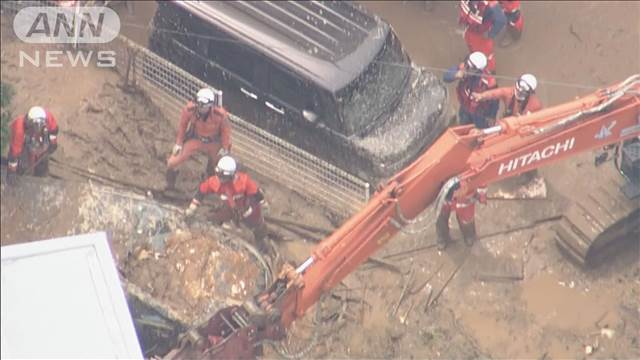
174,0,389,93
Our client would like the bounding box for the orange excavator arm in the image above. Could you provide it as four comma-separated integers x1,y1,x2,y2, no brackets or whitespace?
456,75,640,198
200,75,639,359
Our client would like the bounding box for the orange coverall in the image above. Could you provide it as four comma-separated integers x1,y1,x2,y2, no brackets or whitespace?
167,101,232,170
194,172,268,250
8,111,58,176
474,86,542,118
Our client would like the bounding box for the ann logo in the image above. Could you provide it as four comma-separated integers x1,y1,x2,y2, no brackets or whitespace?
14,6,120,44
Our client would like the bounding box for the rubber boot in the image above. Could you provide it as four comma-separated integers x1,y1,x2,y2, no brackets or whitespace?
498,25,520,48
165,169,179,190
509,24,522,41
33,157,49,177
5,171,18,186
435,210,452,250
460,220,477,247
252,223,270,255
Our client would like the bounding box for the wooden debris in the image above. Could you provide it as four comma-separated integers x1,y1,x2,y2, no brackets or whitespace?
423,287,434,313
425,259,467,311
401,298,416,324
264,215,332,235
478,215,562,240
392,267,415,317
382,243,439,260
365,256,403,274
360,284,367,324
476,273,524,282
410,262,445,296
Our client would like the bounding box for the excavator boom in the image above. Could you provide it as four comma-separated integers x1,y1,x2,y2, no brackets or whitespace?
276,75,639,327
189,75,639,359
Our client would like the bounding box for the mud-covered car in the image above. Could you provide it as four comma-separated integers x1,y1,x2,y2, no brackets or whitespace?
149,0,447,183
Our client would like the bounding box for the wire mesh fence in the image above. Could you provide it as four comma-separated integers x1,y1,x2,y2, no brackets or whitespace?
2,1,371,216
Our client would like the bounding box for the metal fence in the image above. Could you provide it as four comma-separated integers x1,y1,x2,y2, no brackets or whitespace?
1,1,371,216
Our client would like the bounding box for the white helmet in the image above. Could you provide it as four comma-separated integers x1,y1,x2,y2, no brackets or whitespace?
517,74,537,92
467,52,487,71
196,88,215,116
196,88,215,105
27,106,46,127
216,155,237,182
515,74,537,100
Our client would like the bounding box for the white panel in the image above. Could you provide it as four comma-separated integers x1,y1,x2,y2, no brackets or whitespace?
1,232,143,359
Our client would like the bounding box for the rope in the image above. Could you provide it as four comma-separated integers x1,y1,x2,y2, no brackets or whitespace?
109,19,624,92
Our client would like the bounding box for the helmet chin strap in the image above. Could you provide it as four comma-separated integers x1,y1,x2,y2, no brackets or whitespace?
27,118,45,131
219,174,235,183
514,83,530,100
464,66,481,78
515,89,529,101
197,106,211,119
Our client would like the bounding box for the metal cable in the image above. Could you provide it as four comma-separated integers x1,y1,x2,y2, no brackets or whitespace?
85,17,625,92
391,202,437,235
390,176,459,235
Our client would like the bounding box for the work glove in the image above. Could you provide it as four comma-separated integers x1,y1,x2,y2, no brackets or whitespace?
476,187,488,205
241,205,253,219
184,202,198,217
6,171,17,186
217,147,229,157
171,144,183,157
470,92,482,102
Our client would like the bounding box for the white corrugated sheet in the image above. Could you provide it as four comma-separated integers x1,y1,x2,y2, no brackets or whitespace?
1,232,143,359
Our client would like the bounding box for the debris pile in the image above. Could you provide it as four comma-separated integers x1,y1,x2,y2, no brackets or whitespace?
1,174,267,327
124,229,261,324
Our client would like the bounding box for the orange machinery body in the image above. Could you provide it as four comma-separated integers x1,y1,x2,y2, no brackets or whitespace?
276,76,640,327
198,76,639,359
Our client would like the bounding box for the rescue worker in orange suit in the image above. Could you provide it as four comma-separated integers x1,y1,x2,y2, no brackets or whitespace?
184,156,269,253
471,73,542,119
474,74,543,182
498,0,524,44
435,183,486,251
443,52,499,129
458,0,506,73
436,75,543,250
166,88,231,190
5,106,58,186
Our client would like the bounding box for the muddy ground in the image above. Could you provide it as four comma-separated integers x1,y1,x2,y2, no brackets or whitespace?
2,1,640,359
